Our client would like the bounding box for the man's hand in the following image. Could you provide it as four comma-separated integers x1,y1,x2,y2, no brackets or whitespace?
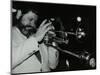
34,19,53,43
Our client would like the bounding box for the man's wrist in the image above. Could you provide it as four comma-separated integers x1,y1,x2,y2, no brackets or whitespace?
32,35,42,44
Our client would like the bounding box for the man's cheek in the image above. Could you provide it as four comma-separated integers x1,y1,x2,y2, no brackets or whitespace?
22,19,29,26
30,21,36,28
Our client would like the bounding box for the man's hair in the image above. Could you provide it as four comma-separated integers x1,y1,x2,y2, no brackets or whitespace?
18,8,38,23
14,8,39,28
21,8,38,16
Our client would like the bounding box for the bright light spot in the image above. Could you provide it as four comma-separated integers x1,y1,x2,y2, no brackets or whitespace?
89,58,96,68
79,28,82,31
66,59,69,67
81,32,85,36
77,16,82,22
50,18,55,21
52,42,56,46
12,8,17,12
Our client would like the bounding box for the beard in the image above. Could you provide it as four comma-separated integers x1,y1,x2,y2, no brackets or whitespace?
18,24,37,38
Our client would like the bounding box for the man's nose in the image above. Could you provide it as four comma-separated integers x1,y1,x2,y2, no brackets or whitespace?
28,22,33,26
30,22,35,27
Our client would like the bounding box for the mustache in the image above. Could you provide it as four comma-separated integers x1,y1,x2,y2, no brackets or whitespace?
21,26,37,38
24,26,34,30
19,25,36,31
24,25,37,33
18,24,37,37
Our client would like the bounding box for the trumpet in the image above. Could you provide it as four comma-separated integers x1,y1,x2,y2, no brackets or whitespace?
44,25,86,45
43,18,96,68
44,30,96,68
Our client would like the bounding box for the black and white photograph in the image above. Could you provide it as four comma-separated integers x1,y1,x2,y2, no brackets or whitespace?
11,0,96,74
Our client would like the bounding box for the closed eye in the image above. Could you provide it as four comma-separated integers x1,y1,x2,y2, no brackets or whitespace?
30,18,34,21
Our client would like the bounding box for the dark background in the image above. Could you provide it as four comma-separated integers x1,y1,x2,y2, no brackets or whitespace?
12,1,96,72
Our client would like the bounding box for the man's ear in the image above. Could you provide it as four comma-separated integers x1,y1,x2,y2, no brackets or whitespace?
16,10,22,20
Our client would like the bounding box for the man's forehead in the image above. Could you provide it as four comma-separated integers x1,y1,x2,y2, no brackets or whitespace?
23,11,38,18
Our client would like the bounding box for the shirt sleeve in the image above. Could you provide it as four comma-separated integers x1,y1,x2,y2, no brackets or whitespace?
48,46,59,69
12,36,39,68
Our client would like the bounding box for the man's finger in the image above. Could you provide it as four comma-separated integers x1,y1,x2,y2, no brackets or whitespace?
40,19,47,27
43,22,52,29
44,26,52,35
